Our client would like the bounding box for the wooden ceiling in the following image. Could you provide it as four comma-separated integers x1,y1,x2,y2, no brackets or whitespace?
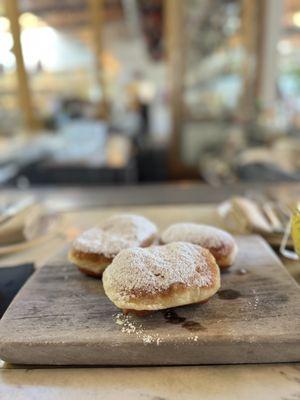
17,0,164,60
18,0,124,31
282,0,300,36
284,0,300,13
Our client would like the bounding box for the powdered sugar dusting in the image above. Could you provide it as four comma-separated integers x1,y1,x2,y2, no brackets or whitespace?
114,313,164,345
104,242,214,301
114,313,200,345
161,223,235,256
72,214,157,257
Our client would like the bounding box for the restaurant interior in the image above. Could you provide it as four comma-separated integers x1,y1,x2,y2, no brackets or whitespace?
0,0,300,186
0,1,300,399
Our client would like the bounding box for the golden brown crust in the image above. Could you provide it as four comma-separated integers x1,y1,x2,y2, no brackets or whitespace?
68,249,111,277
212,242,238,269
123,309,152,317
123,298,210,316
77,267,104,278
70,249,112,266
69,233,157,277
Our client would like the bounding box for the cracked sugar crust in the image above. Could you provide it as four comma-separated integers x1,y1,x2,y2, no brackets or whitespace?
72,214,157,258
161,223,236,256
103,242,218,302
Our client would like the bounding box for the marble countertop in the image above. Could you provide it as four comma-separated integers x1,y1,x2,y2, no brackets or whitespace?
1,364,300,400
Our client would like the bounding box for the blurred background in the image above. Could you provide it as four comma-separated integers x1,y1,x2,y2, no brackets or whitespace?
0,0,300,187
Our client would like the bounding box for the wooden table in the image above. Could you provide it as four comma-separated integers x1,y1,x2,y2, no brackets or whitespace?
5,181,300,211
0,183,299,399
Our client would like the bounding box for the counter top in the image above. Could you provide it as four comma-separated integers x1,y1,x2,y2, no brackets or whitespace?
1,364,300,400
4,181,300,211
0,184,299,399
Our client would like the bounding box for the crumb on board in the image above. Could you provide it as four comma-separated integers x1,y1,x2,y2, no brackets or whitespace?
114,313,163,345
113,313,200,345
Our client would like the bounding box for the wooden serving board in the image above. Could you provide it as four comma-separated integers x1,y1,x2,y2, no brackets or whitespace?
0,235,299,365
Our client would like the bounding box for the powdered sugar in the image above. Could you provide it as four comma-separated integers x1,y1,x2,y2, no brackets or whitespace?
114,313,198,345
72,214,157,257
104,242,214,301
161,223,235,255
114,313,163,345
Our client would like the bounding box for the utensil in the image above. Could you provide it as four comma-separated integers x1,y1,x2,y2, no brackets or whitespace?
0,197,35,226
0,212,65,255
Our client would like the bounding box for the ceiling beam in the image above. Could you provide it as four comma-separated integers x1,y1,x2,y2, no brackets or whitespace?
5,0,40,132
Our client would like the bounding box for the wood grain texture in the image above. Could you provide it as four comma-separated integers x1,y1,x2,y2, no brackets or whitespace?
0,235,299,365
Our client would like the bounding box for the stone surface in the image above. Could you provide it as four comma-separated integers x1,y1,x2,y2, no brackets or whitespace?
0,236,299,365
0,364,300,400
